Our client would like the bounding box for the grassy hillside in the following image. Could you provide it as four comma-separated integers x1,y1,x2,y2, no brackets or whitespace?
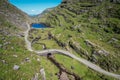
0,1,68,80
0,0,120,80
0,0,48,80
32,0,120,79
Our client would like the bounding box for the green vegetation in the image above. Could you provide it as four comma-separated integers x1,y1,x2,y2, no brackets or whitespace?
34,0,120,79
1,0,120,80
0,0,56,80
54,54,115,80
0,34,60,79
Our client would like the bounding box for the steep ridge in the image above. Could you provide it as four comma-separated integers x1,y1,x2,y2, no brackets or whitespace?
0,0,32,34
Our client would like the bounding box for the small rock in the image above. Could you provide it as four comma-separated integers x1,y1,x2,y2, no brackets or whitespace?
94,50,109,56
99,38,102,41
13,55,18,58
3,42,9,46
19,33,24,37
2,60,6,64
13,65,20,70
108,38,118,43
112,38,118,42
98,50,109,56
37,58,40,62
0,44,2,48
25,57,30,62
21,62,24,65
11,47,14,49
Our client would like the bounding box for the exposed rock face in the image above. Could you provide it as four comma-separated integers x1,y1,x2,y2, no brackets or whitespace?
85,40,109,56
69,40,89,58
93,50,109,56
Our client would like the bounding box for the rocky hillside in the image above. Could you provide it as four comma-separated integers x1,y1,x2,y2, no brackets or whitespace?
0,1,42,80
0,0,120,80
37,0,120,78
0,0,32,34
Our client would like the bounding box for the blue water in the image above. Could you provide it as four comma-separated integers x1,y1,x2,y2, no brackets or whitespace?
31,23,47,28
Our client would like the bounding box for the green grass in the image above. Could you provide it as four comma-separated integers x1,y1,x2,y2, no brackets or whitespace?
36,0,120,79
0,34,59,80
1,0,120,80
54,54,88,76
40,57,59,80
54,54,115,80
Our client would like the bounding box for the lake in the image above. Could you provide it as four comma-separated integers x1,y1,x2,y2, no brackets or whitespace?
31,23,47,28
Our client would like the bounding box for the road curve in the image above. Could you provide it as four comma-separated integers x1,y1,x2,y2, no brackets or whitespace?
24,23,120,79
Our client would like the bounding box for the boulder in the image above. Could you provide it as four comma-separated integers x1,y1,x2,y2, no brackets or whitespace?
13,65,20,70
93,49,109,56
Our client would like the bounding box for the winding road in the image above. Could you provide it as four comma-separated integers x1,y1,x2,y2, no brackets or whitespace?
24,23,120,79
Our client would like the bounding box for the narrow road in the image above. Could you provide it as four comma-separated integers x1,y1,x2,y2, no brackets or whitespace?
24,24,33,52
24,23,120,79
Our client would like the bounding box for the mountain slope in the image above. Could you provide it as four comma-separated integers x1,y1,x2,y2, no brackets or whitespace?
0,0,32,34
0,1,44,80
1,0,120,79
34,0,120,79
